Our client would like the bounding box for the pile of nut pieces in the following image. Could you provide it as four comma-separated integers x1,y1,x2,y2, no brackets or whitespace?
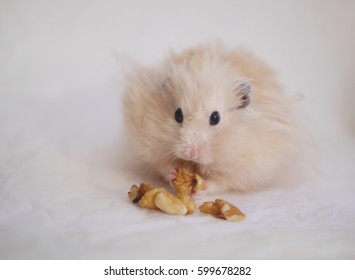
128,168,245,222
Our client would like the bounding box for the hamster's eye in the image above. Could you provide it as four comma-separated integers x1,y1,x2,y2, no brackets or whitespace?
209,111,220,125
175,108,183,123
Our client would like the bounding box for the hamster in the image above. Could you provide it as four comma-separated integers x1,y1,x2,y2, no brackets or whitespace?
121,44,313,195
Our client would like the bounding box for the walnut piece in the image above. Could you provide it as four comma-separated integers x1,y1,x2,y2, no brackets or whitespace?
173,168,204,197
199,201,221,216
178,195,196,214
154,191,188,215
199,199,245,222
127,170,200,215
138,188,162,210
128,185,139,203
128,169,246,221
128,183,155,204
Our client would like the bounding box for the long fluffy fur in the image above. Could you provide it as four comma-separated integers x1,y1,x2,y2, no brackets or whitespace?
121,43,314,194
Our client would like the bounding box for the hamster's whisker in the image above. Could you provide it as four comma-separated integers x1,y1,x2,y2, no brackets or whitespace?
135,144,177,179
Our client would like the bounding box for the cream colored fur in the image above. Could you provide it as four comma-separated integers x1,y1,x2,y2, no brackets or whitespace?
122,44,314,194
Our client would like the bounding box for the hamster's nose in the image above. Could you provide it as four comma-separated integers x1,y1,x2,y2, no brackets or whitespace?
184,146,202,161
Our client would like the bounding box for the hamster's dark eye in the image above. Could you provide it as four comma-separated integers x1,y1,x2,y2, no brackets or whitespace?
209,111,220,125
175,108,183,123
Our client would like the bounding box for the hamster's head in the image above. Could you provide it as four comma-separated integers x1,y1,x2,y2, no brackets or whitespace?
161,55,252,166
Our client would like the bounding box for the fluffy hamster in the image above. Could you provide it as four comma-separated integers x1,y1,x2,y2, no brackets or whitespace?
121,44,313,195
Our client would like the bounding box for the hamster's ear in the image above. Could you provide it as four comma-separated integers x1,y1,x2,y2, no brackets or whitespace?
235,81,251,109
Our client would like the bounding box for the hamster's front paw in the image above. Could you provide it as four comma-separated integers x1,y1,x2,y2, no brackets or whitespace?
168,168,177,182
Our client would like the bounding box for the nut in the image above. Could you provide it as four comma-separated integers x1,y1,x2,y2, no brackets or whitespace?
199,201,222,216
173,168,204,196
127,169,246,221
128,185,139,203
154,191,188,215
199,199,245,222
128,181,192,215
216,199,246,222
128,183,155,203
138,188,163,210
179,195,196,214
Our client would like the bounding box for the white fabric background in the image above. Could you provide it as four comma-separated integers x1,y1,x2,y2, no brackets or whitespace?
1,0,355,259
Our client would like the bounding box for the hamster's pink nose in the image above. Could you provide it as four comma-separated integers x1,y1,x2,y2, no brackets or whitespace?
184,146,202,161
